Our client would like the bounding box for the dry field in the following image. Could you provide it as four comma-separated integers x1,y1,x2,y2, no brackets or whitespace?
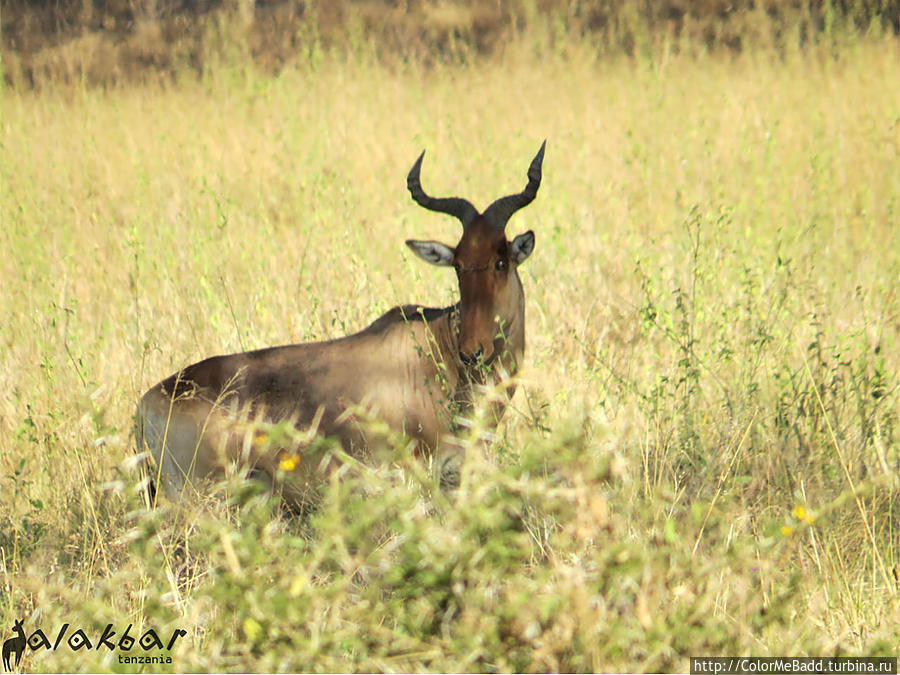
1,26,900,672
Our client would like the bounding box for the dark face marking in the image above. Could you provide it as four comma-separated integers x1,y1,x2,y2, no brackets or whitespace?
452,218,516,362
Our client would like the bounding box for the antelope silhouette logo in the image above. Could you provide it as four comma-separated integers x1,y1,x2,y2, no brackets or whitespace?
2,619,25,672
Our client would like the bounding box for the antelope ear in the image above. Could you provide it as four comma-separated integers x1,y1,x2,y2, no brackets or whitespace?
510,230,535,264
406,240,455,267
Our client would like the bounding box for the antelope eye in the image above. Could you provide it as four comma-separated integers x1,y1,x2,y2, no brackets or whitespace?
495,259,507,272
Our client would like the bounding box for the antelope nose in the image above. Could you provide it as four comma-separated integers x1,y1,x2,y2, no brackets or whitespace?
459,348,483,365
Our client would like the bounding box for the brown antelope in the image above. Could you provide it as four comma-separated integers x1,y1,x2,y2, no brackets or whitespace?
135,141,545,507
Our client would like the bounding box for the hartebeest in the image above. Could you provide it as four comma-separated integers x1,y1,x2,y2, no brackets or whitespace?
135,141,545,507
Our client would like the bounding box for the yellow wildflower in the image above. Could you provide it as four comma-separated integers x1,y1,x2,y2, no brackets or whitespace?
290,575,306,597
279,453,300,472
243,617,262,641
791,505,814,524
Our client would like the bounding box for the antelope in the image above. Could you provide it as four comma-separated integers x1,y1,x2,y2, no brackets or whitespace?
135,141,545,507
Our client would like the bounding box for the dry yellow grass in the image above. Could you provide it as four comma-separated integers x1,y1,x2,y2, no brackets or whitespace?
1,31,899,671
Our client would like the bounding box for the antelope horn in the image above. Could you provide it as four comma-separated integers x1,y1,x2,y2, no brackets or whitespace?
483,140,546,229
407,151,479,227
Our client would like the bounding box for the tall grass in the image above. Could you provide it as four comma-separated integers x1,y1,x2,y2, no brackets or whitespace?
1,30,899,671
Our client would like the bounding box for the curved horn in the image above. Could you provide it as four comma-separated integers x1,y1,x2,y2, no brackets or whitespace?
483,140,546,229
407,151,479,228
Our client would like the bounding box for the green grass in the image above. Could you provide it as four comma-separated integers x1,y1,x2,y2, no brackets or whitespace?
1,33,900,671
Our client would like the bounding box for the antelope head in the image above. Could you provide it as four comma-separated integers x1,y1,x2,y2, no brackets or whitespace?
405,141,545,366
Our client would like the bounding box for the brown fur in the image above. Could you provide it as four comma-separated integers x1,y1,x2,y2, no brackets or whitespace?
136,297,524,508
135,145,542,509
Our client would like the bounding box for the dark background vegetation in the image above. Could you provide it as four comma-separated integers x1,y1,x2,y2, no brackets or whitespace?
3,0,900,88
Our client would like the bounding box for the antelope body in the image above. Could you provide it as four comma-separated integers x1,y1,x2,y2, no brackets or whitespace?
135,142,545,507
